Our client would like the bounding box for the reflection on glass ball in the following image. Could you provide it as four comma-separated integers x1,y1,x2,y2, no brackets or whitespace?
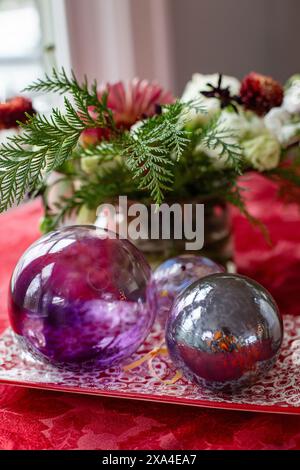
166,273,283,390
153,255,224,324
8,226,156,369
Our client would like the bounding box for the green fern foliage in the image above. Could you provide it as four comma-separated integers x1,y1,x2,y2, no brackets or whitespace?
198,115,243,171
0,70,114,212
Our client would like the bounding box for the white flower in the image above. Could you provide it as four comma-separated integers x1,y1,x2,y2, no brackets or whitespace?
181,73,240,124
265,107,300,147
283,83,300,114
195,110,266,170
242,133,281,171
283,76,300,114
219,109,265,139
280,123,300,145
265,107,289,135
220,110,281,171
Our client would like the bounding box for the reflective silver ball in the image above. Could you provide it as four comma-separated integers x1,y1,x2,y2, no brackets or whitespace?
166,273,283,391
153,254,224,325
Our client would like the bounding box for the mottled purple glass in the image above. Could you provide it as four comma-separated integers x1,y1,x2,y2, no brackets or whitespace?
8,226,156,369
153,255,224,324
166,273,283,391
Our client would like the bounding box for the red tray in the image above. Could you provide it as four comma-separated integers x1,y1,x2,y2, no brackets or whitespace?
0,315,300,415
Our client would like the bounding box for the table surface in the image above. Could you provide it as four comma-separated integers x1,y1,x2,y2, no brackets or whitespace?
1,173,300,450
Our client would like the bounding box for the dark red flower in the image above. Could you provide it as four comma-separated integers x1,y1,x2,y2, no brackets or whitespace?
0,96,35,130
240,72,283,116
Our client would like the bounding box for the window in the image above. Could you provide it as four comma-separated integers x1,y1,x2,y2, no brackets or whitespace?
0,0,72,104
0,0,45,100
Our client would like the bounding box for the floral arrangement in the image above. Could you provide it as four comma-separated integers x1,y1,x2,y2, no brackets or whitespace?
0,69,300,233
181,72,300,203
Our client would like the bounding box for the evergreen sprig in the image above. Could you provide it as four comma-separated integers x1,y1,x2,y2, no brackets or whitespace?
198,115,243,171
25,68,116,130
0,70,115,212
123,102,191,204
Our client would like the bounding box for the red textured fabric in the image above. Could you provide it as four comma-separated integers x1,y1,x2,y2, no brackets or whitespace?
1,174,300,450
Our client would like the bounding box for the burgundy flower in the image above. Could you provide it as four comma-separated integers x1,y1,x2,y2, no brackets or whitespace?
240,72,283,116
0,96,35,130
81,79,174,145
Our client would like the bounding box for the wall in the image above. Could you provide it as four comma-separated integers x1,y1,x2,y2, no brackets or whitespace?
170,0,300,94
63,0,300,96
64,0,174,90
65,0,135,82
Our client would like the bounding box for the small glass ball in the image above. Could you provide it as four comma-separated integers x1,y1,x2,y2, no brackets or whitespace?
153,255,224,324
166,273,283,390
8,226,156,369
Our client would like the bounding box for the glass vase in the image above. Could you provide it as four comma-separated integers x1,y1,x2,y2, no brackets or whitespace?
94,196,234,270
134,198,233,269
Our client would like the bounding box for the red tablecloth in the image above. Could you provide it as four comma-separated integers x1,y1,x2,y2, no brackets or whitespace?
1,174,300,450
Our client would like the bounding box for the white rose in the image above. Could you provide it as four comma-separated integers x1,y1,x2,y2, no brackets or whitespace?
196,110,266,169
220,109,265,139
280,123,300,145
265,107,289,134
181,73,240,124
283,75,300,114
242,133,281,171
265,107,300,147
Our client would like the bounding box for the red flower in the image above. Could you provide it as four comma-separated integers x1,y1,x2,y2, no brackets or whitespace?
81,79,174,145
0,96,35,130
240,72,283,116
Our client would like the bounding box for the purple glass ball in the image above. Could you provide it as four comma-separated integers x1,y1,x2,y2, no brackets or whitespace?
166,273,283,390
153,255,224,324
8,226,156,369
